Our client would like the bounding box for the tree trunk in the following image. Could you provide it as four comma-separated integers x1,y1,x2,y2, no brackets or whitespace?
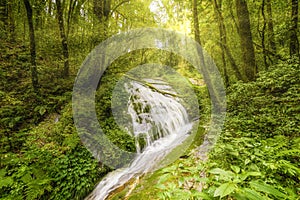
213,0,228,86
261,0,268,69
48,0,52,15
7,1,15,41
0,0,8,37
0,0,15,41
213,0,244,84
193,0,201,46
93,0,111,22
56,0,69,77
34,1,46,29
289,0,299,57
266,0,276,54
236,0,256,81
93,0,111,43
67,0,77,36
23,0,39,92
192,0,222,109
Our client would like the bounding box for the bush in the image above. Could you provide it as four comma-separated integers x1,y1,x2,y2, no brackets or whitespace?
139,60,300,200
0,104,108,200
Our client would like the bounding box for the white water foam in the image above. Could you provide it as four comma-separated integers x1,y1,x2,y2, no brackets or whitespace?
86,80,193,200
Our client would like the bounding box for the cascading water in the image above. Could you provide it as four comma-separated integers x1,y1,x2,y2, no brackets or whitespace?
86,79,194,200
127,79,191,153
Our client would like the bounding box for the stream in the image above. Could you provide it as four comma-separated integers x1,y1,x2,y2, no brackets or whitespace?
86,79,195,200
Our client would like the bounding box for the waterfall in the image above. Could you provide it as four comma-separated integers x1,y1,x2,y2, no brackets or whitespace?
86,79,194,200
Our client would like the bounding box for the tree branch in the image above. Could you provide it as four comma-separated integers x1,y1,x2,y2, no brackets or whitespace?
253,42,287,61
111,0,130,16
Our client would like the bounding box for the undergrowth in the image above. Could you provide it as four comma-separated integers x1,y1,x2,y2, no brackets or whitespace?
125,60,300,200
0,103,109,200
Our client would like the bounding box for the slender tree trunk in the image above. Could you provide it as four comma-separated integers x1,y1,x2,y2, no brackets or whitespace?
93,0,111,22
289,0,299,57
213,0,244,84
93,0,103,21
92,0,111,47
266,0,276,54
93,0,111,89
223,45,244,81
228,0,239,33
67,0,77,36
192,0,221,110
7,1,15,41
0,0,8,37
213,0,228,86
48,0,52,15
261,0,268,69
34,3,41,29
0,0,15,41
236,0,256,81
56,0,69,77
23,0,39,93
193,0,201,45
193,0,225,159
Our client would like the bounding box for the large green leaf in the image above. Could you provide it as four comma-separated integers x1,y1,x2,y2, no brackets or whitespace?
240,188,269,200
249,181,288,198
214,182,236,198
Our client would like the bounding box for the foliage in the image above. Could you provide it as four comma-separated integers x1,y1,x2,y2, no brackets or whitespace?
0,104,108,200
1,0,299,198
95,49,206,153
125,60,300,199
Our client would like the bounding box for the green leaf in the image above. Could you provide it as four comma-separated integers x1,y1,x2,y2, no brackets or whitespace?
158,173,171,184
209,168,235,181
155,184,166,190
21,173,32,183
214,182,236,198
245,158,251,165
39,106,46,115
245,172,262,177
239,171,262,181
209,168,234,176
231,165,240,173
249,181,288,198
240,188,268,200
178,177,185,187
0,169,6,177
0,176,13,188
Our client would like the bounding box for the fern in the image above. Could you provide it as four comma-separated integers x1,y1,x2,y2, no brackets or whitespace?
0,176,13,189
25,178,52,200
249,180,289,199
0,169,13,189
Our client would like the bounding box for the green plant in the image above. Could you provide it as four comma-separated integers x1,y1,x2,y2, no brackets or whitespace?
125,60,300,200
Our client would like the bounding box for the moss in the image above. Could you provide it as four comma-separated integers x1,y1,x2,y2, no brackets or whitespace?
135,133,147,152
111,123,207,199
